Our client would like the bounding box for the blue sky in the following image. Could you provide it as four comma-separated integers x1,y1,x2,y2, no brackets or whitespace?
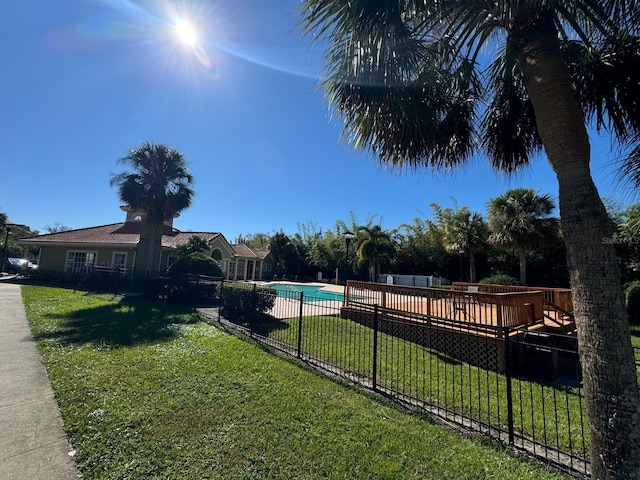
1,0,631,241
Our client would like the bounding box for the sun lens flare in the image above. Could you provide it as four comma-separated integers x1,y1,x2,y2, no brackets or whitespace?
174,18,198,47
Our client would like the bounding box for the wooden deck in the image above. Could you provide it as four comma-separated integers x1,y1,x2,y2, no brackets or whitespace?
345,281,574,330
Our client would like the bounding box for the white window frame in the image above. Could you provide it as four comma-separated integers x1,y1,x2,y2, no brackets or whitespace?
167,255,179,269
65,250,97,274
111,252,128,270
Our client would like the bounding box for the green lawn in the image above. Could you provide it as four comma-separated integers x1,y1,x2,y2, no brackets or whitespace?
250,314,587,456
23,286,568,480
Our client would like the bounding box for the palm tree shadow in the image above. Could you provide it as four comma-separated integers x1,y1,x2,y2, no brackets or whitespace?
37,296,198,348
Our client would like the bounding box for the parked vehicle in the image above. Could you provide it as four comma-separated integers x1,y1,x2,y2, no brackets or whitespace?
3,258,38,274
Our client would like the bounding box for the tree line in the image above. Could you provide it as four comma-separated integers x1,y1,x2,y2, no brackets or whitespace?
237,188,640,288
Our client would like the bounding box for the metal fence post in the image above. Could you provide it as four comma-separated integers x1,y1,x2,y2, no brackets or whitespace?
372,305,379,391
504,326,515,444
297,291,304,358
252,283,258,331
218,279,224,323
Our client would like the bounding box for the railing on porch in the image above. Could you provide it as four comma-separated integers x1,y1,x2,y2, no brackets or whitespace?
345,280,544,329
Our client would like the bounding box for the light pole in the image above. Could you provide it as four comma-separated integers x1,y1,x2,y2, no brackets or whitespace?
1,226,10,273
458,247,465,282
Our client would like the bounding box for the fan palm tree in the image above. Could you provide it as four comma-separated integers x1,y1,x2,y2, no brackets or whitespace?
356,224,394,282
487,189,555,285
433,203,487,283
299,1,640,476
110,142,194,274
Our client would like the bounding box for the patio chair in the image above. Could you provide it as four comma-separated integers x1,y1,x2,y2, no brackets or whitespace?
448,286,480,320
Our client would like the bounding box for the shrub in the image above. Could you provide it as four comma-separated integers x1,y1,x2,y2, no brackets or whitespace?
221,284,277,323
167,253,223,278
478,274,520,286
625,281,640,325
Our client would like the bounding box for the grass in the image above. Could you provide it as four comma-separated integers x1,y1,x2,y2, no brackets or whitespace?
22,285,568,480
248,314,588,456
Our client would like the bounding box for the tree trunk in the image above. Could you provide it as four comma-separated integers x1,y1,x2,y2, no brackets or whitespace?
140,221,163,274
469,252,477,283
518,246,527,286
515,16,640,479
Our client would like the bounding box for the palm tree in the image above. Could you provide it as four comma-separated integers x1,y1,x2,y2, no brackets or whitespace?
110,142,194,274
432,203,487,283
356,224,394,282
299,2,640,476
487,189,555,285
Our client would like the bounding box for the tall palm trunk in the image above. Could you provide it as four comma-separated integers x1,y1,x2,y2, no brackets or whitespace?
518,246,527,285
469,251,477,283
138,221,163,273
514,15,640,479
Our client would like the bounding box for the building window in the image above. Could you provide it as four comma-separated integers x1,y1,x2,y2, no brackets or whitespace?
65,251,97,274
263,263,272,273
167,255,179,269
211,248,222,261
111,252,127,271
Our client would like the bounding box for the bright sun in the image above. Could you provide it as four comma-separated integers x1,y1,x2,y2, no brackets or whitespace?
174,18,198,46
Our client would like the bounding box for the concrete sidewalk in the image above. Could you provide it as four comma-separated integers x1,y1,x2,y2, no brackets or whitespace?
0,282,81,479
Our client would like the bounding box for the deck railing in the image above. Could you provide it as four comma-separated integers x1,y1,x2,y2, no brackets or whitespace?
452,282,573,313
346,280,544,328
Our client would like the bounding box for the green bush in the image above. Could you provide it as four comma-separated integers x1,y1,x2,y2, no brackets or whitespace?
146,276,218,305
221,284,277,323
29,270,87,285
625,281,640,325
167,253,223,278
478,274,520,286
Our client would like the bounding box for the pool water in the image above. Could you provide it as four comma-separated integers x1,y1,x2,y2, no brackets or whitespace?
266,283,344,302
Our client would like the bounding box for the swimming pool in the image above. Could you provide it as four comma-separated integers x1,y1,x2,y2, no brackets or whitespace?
265,283,344,302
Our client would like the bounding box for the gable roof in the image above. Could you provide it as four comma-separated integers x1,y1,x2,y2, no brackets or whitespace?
231,244,272,260
18,222,223,249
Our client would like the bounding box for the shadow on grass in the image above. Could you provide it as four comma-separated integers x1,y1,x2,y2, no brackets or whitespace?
222,312,292,337
37,295,199,348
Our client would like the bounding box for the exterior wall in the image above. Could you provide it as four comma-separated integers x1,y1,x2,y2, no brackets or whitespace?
37,246,136,272
37,246,68,272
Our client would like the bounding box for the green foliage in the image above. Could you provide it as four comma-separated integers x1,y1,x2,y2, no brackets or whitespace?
110,142,194,225
221,284,276,322
479,274,520,286
626,281,640,325
172,236,211,256
167,252,223,278
29,270,87,285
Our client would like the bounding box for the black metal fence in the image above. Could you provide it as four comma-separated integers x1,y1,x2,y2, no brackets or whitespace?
202,282,592,477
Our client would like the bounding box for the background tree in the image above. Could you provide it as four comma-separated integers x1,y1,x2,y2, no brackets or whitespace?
299,2,640,476
269,231,298,277
487,188,555,285
392,217,448,277
172,236,210,256
43,223,72,233
355,224,394,282
432,203,487,283
235,232,271,251
110,142,194,274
